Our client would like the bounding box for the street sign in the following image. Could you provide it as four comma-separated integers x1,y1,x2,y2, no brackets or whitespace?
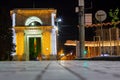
95,10,107,22
79,0,84,6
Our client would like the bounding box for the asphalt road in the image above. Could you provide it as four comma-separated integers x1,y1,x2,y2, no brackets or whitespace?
0,61,120,80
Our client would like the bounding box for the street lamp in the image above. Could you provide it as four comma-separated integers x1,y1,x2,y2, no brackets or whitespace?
55,18,62,60
56,18,62,35
57,18,62,22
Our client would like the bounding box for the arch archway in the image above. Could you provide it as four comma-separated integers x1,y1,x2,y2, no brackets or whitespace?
25,16,43,26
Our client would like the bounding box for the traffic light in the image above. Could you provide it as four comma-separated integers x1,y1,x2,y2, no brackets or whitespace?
84,47,88,56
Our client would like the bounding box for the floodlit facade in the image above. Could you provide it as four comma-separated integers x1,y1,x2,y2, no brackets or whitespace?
65,28,120,58
10,8,57,60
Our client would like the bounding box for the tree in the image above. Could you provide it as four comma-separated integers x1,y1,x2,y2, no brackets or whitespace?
0,7,15,60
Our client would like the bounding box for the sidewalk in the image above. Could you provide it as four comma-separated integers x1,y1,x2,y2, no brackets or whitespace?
0,61,120,80
76,56,120,61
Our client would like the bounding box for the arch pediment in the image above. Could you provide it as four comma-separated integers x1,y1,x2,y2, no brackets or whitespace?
25,16,43,26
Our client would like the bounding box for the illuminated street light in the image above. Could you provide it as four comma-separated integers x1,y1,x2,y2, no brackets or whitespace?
57,18,62,22
56,18,62,26
55,18,62,60
56,18,62,34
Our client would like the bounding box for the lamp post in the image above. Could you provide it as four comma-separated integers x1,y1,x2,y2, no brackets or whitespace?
76,0,85,58
56,18,62,35
56,18,62,59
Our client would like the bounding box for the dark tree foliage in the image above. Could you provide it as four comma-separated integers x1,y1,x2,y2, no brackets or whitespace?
0,7,15,61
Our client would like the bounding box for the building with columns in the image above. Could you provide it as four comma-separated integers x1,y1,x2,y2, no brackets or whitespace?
10,8,57,60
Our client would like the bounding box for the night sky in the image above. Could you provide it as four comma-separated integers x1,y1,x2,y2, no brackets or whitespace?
0,0,120,42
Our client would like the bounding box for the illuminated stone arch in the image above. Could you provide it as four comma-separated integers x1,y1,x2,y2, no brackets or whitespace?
25,16,43,26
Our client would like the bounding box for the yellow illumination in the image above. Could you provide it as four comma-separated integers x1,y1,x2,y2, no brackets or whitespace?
65,40,120,58
16,32,24,60
12,8,57,60
42,31,51,59
65,40,120,47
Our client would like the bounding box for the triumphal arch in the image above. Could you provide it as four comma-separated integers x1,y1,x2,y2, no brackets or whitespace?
11,8,57,60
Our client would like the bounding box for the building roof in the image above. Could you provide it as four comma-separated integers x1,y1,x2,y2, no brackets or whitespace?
64,40,120,47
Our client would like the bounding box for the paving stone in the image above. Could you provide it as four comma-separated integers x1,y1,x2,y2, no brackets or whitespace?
0,61,120,80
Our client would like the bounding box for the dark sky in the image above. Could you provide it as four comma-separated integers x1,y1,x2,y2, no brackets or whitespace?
0,0,120,42
0,0,78,25
0,0,78,43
